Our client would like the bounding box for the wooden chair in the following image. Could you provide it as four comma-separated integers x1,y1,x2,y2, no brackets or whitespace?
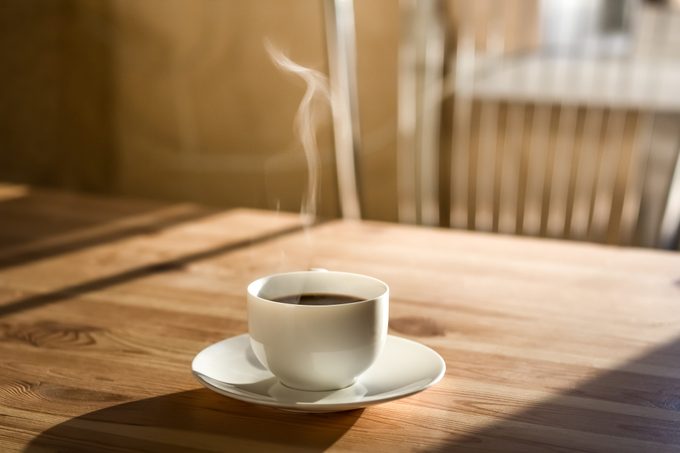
325,0,680,249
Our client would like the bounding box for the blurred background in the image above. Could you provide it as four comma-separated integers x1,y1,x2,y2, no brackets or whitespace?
1,0,679,249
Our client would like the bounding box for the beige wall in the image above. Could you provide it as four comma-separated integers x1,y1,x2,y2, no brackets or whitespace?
111,1,338,218
0,1,115,192
0,0,400,221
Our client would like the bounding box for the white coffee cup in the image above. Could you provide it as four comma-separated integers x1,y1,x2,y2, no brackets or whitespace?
247,270,389,391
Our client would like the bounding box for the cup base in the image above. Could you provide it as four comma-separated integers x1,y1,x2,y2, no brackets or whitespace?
278,377,358,392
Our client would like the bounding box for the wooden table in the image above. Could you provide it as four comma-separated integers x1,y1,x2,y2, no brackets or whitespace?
1,184,679,452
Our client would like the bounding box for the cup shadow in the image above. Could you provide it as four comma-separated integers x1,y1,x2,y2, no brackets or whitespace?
24,388,364,452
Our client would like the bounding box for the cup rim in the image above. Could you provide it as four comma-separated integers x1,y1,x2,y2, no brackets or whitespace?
247,270,389,308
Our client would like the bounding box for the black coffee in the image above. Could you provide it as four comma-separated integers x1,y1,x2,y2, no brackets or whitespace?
272,293,365,306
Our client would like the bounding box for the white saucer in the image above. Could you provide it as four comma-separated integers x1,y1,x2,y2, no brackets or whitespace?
192,334,446,412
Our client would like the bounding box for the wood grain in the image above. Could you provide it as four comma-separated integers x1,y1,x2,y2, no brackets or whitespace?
0,184,679,452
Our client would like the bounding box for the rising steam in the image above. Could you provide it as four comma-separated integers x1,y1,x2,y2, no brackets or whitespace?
265,41,330,226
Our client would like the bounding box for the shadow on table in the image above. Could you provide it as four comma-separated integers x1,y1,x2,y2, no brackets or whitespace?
18,334,680,452
24,388,363,452
432,335,680,452
0,222,302,318
0,188,216,270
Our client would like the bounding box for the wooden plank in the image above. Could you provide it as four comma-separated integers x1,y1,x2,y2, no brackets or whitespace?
1,189,679,451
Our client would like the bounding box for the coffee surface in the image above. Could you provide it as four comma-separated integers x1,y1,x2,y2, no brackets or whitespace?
272,293,364,305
